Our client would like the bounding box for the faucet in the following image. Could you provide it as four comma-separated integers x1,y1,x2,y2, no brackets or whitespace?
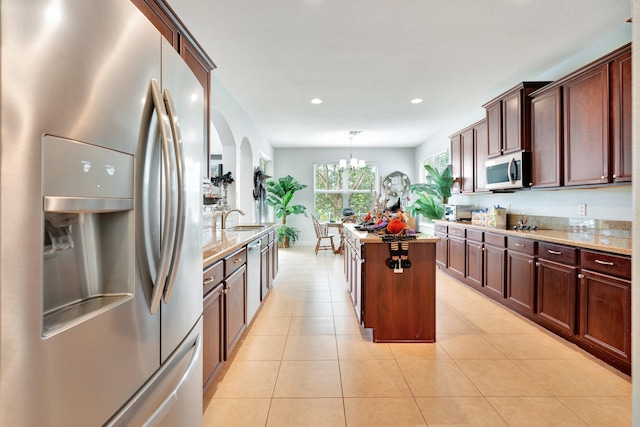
221,209,245,228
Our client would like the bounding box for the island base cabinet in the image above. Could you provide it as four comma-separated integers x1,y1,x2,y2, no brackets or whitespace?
363,243,436,343
579,270,631,372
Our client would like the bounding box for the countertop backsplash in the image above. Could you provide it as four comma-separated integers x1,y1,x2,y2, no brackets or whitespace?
506,214,631,238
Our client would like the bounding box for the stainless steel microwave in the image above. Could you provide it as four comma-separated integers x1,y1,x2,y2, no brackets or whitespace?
485,151,531,190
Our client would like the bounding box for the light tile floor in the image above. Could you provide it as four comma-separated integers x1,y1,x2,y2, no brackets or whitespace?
203,246,632,426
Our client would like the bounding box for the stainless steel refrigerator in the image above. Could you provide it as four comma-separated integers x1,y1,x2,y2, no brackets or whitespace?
1,0,204,425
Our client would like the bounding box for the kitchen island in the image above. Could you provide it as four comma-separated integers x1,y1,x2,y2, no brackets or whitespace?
342,223,440,343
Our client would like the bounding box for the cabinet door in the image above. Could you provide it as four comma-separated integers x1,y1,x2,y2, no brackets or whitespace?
536,259,577,336
483,245,506,299
447,236,466,278
506,251,536,314
531,87,563,188
465,240,484,290
579,270,631,366
450,134,462,193
461,127,474,193
270,241,278,283
224,265,247,359
203,285,224,396
474,120,489,192
563,64,609,186
610,49,632,183
486,101,503,158
260,247,269,300
502,90,522,154
435,232,447,269
354,250,363,323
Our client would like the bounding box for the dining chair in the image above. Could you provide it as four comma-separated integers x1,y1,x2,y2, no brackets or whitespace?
311,214,336,254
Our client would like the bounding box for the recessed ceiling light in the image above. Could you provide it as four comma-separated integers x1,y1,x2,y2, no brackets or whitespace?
311,98,323,104
410,98,423,104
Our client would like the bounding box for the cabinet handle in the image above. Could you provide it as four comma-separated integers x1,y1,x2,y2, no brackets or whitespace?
613,174,617,179
528,259,534,264
234,257,242,264
203,277,215,285
529,182,534,186
536,262,541,267
514,243,525,247
548,250,562,255
601,175,606,180
578,273,585,279
595,259,614,266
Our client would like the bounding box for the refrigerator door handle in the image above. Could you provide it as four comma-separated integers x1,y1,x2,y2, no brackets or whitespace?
161,88,186,304
138,79,178,315
142,331,202,427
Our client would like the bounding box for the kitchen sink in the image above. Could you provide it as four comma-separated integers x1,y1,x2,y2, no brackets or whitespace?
226,224,266,231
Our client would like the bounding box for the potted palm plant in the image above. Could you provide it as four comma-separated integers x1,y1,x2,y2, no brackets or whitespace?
266,175,307,248
407,164,454,222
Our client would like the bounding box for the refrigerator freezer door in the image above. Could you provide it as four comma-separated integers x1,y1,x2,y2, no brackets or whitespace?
159,39,204,364
105,318,203,427
1,1,162,425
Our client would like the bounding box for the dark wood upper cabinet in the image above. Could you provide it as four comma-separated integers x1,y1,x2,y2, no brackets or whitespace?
483,82,550,159
610,49,632,183
485,100,502,158
563,64,610,186
450,134,462,194
473,119,489,192
530,87,563,188
451,119,486,194
529,43,631,189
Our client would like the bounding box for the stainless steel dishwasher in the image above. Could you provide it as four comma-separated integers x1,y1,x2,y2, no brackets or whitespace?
246,239,262,324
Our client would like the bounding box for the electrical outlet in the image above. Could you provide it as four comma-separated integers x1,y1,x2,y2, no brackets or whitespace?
578,203,586,215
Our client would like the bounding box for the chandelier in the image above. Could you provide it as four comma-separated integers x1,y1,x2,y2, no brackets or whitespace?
339,130,365,169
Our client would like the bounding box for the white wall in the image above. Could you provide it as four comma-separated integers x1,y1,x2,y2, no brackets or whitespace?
413,25,633,222
274,147,416,245
210,74,275,222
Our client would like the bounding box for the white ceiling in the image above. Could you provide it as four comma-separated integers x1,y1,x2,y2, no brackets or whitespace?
167,0,631,149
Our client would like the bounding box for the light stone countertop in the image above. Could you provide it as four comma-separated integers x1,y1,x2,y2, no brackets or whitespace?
203,223,278,268
434,220,631,256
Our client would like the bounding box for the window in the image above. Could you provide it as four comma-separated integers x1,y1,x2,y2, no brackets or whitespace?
421,149,450,181
313,163,378,221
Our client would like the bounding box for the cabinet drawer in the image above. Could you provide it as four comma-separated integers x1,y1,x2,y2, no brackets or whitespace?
485,232,506,247
448,226,466,238
581,250,631,279
434,224,448,234
466,229,483,242
224,247,247,276
538,242,577,265
203,260,224,295
508,237,535,255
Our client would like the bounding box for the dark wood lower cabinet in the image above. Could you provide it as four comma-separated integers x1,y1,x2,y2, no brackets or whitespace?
483,243,506,300
535,259,577,337
202,284,224,398
224,265,247,359
506,250,536,315
578,249,631,373
447,236,466,279
435,222,631,375
465,239,484,290
435,231,447,269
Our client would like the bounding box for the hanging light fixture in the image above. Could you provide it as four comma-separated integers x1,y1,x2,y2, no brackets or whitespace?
339,131,364,169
